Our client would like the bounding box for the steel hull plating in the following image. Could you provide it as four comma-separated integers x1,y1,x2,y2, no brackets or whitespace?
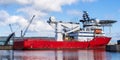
14,37,111,50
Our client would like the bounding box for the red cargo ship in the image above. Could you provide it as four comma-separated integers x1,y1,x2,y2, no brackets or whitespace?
13,11,116,49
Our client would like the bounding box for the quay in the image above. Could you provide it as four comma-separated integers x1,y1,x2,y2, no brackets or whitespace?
106,40,120,52
0,45,12,50
106,44,120,52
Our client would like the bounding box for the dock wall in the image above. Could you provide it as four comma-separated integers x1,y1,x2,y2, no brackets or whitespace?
0,45,12,50
106,44,120,52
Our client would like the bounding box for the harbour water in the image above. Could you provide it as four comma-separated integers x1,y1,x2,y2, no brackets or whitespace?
0,49,120,60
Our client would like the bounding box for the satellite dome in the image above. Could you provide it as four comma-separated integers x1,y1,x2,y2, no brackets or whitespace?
96,19,100,23
49,16,56,22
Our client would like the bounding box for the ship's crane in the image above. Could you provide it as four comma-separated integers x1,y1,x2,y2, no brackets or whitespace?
21,15,35,37
4,24,15,45
47,16,80,41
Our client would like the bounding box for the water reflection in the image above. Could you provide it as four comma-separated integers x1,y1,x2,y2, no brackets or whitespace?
14,49,107,60
0,49,119,60
0,50,13,60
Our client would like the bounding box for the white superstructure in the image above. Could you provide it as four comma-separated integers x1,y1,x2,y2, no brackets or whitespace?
47,11,116,41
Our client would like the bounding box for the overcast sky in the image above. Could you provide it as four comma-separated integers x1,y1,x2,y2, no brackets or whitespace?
0,0,120,43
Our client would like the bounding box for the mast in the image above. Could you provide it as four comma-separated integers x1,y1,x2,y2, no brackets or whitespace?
80,11,91,28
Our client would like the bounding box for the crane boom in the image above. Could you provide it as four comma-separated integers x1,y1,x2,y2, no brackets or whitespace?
22,15,35,37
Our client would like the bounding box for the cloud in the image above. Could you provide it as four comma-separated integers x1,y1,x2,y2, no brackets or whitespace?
0,0,78,12
32,0,78,12
0,0,31,5
67,10,83,17
0,10,28,27
0,10,54,36
0,10,9,24
17,7,48,17
0,0,79,37
80,0,97,2
0,0,15,4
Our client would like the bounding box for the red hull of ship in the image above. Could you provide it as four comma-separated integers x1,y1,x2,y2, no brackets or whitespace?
14,36,111,50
